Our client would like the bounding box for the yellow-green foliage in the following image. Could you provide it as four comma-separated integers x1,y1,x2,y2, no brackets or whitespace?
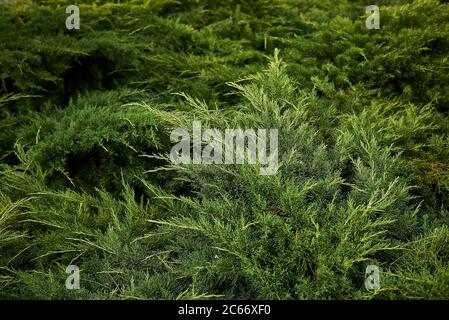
0,0,448,299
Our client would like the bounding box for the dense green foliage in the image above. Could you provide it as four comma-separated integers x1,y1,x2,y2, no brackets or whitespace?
0,0,448,299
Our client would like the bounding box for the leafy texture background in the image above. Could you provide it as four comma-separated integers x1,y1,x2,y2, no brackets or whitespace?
0,0,448,299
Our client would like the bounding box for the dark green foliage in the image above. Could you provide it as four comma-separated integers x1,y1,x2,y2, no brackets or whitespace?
0,0,448,299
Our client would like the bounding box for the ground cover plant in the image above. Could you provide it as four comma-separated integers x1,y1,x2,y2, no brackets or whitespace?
0,0,448,299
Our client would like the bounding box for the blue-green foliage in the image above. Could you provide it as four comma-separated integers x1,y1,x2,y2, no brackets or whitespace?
0,0,448,299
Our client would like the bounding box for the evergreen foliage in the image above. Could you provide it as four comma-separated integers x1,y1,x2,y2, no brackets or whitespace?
0,0,448,299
